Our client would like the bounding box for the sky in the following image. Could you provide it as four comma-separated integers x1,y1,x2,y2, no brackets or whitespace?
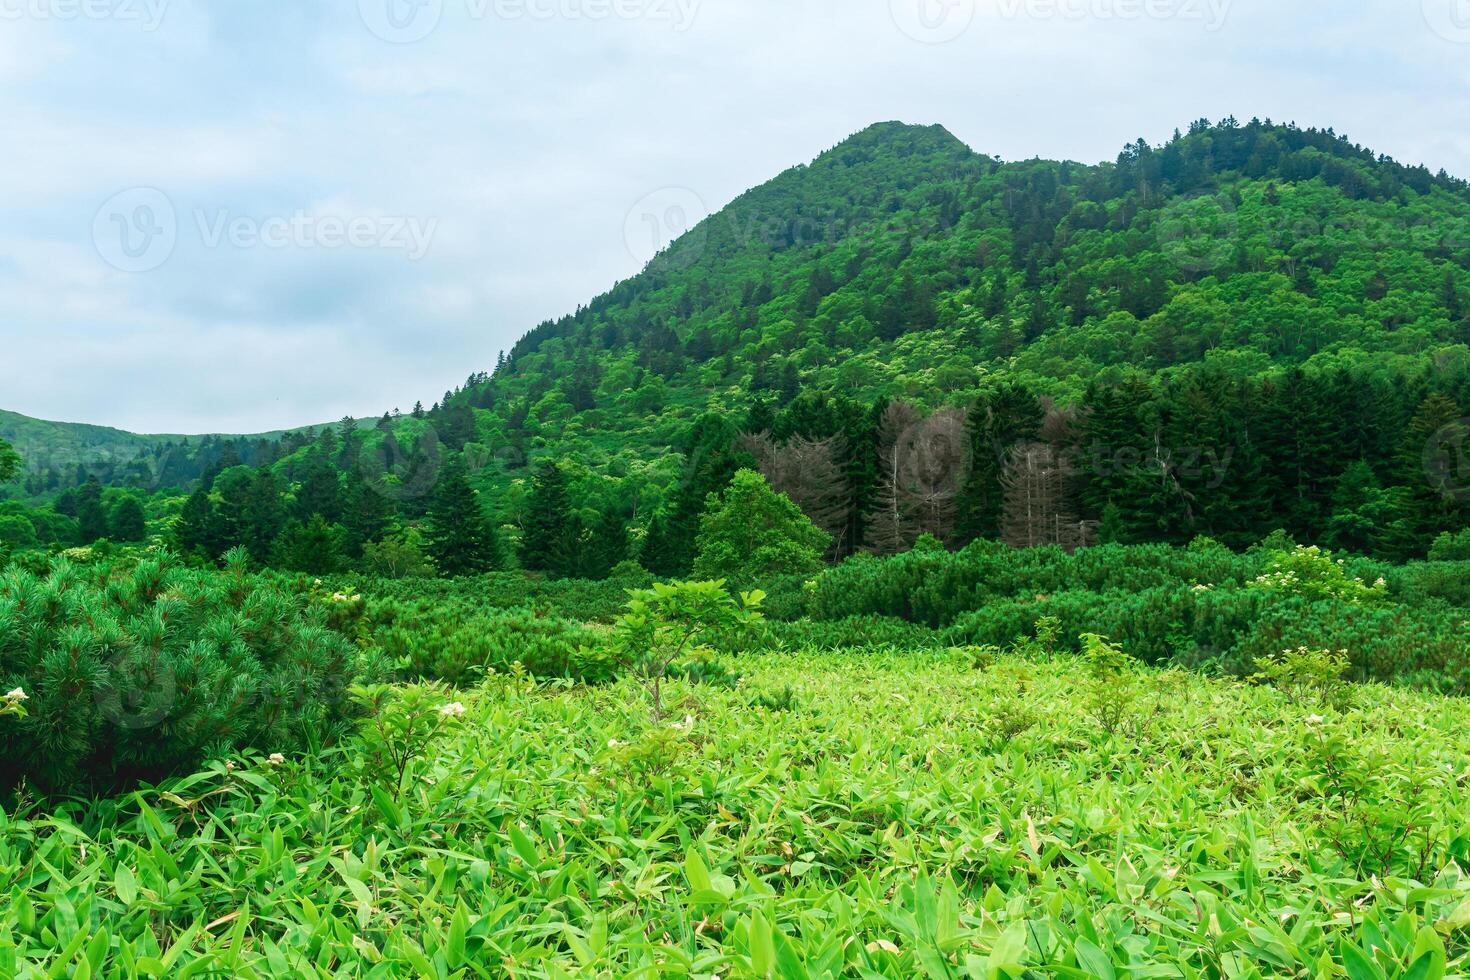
3,0,1470,434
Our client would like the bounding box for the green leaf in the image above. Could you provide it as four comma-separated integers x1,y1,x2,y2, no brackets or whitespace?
509,824,542,869
445,904,468,969
990,921,1029,969
114,864,138,907
1339,940,1385,980
685,845,713,893
1073,938,1115,980
749,910,775,977
370,784,407,831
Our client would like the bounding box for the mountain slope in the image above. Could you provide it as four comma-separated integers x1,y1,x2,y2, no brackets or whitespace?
0,409,342,493
9,117,1470,563
466,117,1470,465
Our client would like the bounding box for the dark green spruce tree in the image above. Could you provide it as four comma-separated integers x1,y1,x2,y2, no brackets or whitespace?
175,485,223,560
76,477,109,543
426,456,501,577
520,461,573,574
109,496,148,542
954,382,1043,544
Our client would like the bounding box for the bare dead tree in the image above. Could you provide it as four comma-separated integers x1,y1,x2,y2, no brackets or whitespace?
866,403,970,553
1000,442,1097,551
867,401,921,555
739,431,852,554
1001,443,1063,549
905,407,969,542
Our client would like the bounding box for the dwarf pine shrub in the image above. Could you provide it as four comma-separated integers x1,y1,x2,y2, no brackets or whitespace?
0,548,385,792
376,605,614,685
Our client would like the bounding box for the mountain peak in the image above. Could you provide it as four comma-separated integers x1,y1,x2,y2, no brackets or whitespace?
818,121,973,162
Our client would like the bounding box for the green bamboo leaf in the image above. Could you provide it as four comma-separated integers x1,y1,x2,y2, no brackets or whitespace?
685,846,714,893
1073,939,1115,980
509,825,541,869
749,910,775,977
1339,940,1385,980
114,865,138,907
446,903,469,969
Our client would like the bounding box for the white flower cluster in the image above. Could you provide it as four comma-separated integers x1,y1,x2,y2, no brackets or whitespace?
1,687,27,719
439,702,467,718
1252,570,1300,587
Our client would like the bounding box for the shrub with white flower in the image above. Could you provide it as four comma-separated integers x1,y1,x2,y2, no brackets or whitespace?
1248,545,1388,604
1,686,27,720
1251,645,1354,710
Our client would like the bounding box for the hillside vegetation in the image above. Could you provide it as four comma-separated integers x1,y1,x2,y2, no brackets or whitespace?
7,117,1470,574
9,118,1470,978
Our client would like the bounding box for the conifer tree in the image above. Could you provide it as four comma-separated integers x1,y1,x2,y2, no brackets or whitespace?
241,468,286,563
954,382,1044,544
426,455,501,577
643,415,754,576
175,485,223,560
520,461,573,573
109,496,148,542
0,437,18,483
274,515,345,574
294,453,343,523
76,477,109,544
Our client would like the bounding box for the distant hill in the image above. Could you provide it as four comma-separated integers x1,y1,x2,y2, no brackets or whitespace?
456,116,1470,465
8,117,1470,556
0,409,343,492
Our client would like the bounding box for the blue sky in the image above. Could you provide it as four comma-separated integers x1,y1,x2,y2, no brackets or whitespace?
4,0,1469,433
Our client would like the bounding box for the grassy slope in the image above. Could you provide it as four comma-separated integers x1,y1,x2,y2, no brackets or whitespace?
5,649,1468,976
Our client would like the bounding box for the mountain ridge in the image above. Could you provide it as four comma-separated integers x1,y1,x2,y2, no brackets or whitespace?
8,116,1470,495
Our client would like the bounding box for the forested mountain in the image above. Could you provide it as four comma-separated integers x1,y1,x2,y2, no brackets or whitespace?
0,409,339,495
8,117,1470,567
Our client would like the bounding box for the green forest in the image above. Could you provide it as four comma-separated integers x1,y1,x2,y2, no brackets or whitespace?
8,118,1470,976
7,118,1470,574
